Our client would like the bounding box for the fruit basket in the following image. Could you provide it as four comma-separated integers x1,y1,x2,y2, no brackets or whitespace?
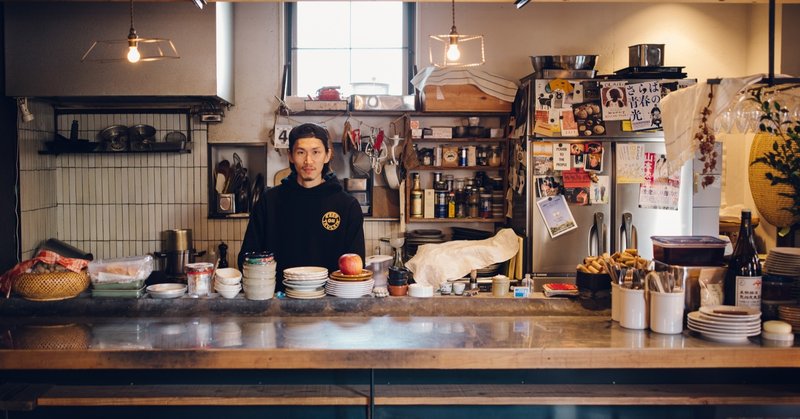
12,271,90,301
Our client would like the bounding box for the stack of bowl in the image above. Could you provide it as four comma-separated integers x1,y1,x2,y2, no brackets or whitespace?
242,252,277,300
214,268,242,299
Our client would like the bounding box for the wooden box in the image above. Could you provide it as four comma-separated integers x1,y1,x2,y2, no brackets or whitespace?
422,84,512,112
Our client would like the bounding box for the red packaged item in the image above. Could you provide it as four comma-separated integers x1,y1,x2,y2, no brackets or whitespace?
542,282,579,297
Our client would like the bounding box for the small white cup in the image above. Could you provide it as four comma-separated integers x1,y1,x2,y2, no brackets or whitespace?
649,290,686,334
453,282,466,295
440,282,453,295
619,286,649,330
610,282,621,322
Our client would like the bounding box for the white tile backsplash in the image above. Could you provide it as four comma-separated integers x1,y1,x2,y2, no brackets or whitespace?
18,104,400,267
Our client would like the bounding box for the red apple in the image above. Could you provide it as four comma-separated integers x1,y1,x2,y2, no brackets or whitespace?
338,253,363,275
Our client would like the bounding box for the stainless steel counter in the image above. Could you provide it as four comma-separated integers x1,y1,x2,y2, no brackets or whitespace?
1,314,797,370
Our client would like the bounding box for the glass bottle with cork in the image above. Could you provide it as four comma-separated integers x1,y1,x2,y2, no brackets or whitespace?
723,209,762,309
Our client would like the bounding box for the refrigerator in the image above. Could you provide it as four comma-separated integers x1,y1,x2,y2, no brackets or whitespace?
509,75,718,279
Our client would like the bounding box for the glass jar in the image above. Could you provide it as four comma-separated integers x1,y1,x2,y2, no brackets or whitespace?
476,145,488,166
455,178,466,191
445,175,454,192
488,145,502,167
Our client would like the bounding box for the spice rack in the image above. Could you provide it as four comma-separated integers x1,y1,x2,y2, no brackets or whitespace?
405,132,509,224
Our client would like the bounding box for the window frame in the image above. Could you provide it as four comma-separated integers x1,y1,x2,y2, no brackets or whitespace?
284,2,416,97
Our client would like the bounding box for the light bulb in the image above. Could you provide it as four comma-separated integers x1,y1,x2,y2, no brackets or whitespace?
446,42,460,61
127,45,141,63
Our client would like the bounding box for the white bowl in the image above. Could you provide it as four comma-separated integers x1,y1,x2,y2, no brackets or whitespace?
215,268,242,285
215,282,242,292
244,287,275,300
243,278,276,287
215,285,241,299
408,283,434,298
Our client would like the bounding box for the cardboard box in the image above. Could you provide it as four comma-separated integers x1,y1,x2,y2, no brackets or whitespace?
429,127,453,139
424,189,435,218
422,85,512,112
304,100,348,111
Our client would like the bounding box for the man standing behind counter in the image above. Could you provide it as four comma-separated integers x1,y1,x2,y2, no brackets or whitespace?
239,123,365,291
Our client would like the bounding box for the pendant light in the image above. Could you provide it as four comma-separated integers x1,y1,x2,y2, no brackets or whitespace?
428,0,485,68
82,0,179,64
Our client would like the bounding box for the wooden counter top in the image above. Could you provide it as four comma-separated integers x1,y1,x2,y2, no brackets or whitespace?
1,315,797,370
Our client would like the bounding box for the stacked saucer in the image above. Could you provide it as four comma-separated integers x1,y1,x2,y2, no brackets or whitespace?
765,247,800,277
326,269,374,298
283,266,328,299
686,305,762,343
777,305,800,332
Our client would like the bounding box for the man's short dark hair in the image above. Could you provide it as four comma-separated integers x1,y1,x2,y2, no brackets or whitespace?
288,123,330,152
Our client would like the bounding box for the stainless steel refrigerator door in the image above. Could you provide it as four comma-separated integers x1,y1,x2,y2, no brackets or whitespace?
529,141,611,275
613,142,693,261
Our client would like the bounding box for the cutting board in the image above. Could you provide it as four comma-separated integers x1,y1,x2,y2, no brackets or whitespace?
371,186,400,218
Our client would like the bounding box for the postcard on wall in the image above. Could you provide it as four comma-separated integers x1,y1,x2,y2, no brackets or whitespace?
600,81,630,121
532,142,554,176
535,80,554,110
584,141,603,172
536,175,564,198
553,143,571,171
590,175,610,205
537,195,578,239
573,102,606,136
565,187,590,206
615,143,646,183
626,81,662,131
560,109,579,137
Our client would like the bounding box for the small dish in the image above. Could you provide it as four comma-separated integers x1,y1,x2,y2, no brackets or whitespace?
146,283,186,299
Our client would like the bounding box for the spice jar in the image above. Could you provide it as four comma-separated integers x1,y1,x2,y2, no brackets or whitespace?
476,145,488,166
467,187,480,218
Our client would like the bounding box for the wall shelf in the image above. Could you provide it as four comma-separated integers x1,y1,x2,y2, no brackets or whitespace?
39,149,190,156
408,217,505,223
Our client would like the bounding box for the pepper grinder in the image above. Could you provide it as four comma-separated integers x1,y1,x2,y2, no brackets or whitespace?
469,269,478,290
218,242,229,269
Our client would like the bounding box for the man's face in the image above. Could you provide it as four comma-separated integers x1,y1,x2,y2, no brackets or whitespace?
290,137,331,187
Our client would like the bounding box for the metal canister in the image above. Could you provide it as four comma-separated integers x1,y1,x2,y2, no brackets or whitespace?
435,191,447,218
459,147,468,166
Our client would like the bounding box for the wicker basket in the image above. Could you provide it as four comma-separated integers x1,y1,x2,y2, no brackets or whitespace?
748,133,800,228
13,324,90,350
12,271,90,301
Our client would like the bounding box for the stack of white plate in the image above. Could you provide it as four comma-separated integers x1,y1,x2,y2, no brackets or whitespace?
283,266,328,299
326,269,374,298
765,247,800,277
686,305,762,343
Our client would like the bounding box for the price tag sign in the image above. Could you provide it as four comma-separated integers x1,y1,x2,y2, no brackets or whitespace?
274,124,292,149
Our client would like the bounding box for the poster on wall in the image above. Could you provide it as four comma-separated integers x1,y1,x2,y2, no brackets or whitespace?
626,81,662,131
616,143,646,183
638,152,680,210
600,81,630,121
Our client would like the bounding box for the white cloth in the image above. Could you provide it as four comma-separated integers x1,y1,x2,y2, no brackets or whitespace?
404,228,520,289
411,67,519,103
661,74,764,170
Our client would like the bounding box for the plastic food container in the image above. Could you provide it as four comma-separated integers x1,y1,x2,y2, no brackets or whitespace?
88,255,154,286
651,236,727,266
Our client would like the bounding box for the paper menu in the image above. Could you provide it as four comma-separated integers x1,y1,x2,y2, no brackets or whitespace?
616,143,645,183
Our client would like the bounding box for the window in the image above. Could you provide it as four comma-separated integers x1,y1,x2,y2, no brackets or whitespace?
286,1,415,98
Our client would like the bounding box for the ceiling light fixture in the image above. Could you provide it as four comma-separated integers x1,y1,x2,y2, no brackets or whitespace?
514,0,531,10
428,0,485,68
191,0,207,10
81,0,179,64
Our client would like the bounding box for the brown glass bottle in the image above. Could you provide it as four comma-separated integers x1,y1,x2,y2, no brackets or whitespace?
723,209,762,309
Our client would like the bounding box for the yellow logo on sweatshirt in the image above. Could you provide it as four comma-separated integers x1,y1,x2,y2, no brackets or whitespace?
321,211,340,231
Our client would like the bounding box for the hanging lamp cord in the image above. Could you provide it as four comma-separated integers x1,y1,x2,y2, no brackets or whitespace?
451,0,456,31
130,0,135,31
